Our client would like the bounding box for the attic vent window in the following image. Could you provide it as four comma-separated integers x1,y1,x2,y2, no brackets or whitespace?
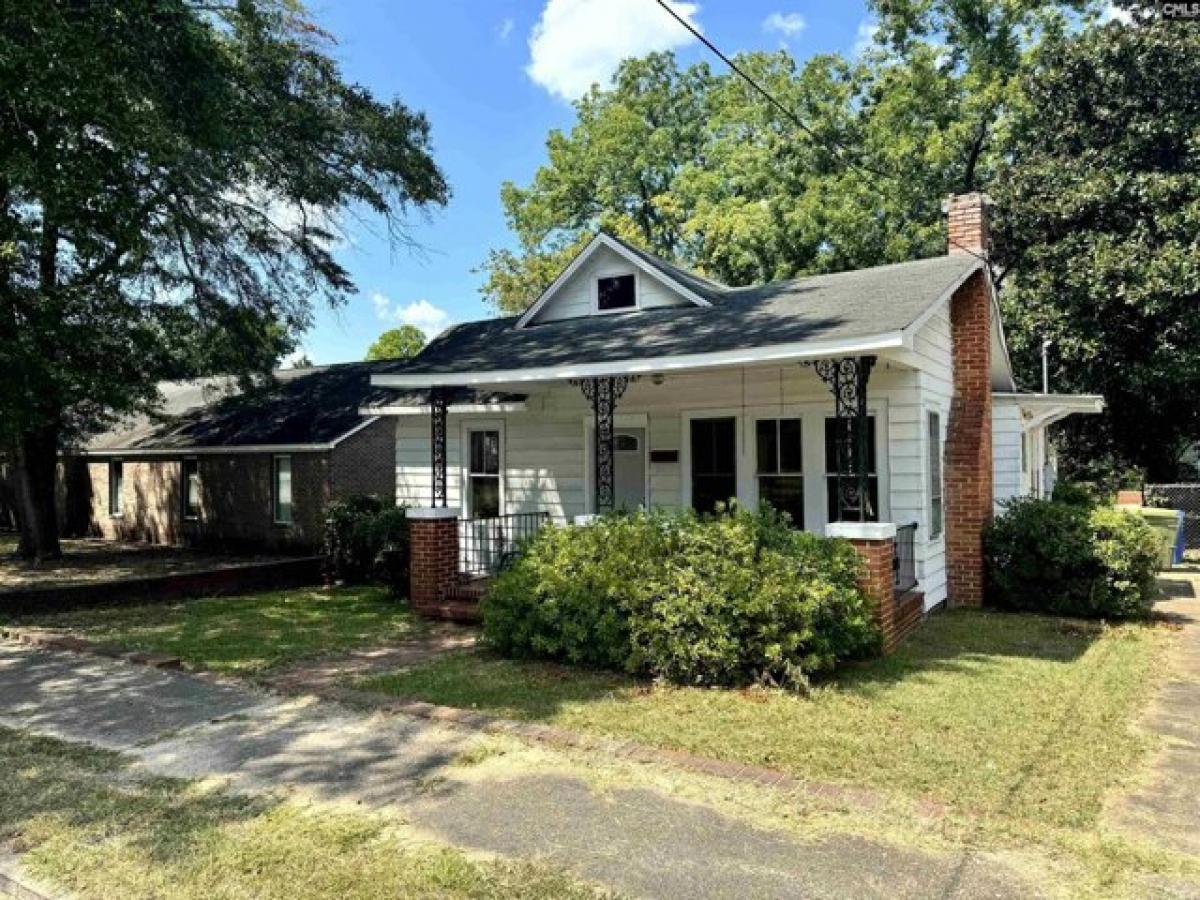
596,273,636,311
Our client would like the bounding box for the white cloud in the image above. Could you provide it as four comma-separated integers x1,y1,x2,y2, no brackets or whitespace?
370,293,452,338
763,11,806,39
526,0,702,101
497,17,515,42
1102,3,1133,23
853,17,879,57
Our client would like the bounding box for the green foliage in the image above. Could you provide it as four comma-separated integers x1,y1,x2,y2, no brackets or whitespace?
994,12,1200,480
1050,479,1099,508
0,1,447,557
482,507,879,690
480,1,1100,315
323,496,408,591
984,497,1160,619
365,325,426,361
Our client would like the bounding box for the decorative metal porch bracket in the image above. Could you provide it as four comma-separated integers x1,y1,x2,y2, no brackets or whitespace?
570,375,637,513
808,356,876,522
430,387,449,507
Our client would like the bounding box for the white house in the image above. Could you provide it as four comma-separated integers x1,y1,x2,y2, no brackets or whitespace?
369,194,1101,622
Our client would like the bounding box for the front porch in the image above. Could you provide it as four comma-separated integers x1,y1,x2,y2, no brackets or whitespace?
377,355,936,638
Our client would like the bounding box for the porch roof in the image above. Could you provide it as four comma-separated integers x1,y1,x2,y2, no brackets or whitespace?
373,254,983,388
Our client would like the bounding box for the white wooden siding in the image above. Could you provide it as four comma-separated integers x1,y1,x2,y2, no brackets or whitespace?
393,319,959,612
530,245,691,324
993,401,1024,512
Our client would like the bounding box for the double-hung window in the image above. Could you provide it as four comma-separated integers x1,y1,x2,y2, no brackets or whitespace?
755,418,804,528
182,458,201,520
108,460,124,517
468,430,501,518
928,412,943,538
273,455,293,524
824,416,879,522
689,417,737,515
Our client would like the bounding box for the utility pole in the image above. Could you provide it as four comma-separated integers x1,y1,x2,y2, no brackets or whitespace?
1042,339,1053,394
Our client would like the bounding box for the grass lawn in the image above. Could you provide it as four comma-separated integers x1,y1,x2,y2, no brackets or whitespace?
4,586,425,675
0,726,604,900
361,610,1166,831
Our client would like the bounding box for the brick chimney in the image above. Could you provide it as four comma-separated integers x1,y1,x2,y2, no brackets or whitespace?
943,192,993,257
942,193,994,607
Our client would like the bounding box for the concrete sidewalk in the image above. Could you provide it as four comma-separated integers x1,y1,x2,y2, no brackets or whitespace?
0,640,1038,899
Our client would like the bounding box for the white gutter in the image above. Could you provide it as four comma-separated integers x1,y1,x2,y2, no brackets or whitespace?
360,402,528,416
370,331,907,389
81,416,383,457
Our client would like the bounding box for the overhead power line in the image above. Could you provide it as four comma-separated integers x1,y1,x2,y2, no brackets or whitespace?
650,0,892,180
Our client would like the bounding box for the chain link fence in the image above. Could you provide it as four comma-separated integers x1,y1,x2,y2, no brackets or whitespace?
1145,484,1200,551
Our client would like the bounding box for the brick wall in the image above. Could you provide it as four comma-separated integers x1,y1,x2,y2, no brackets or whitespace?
86,452,330,552
944,269,994,607
844,535,922,654
946,192,992,256
330,418,396,504
409,514,459,611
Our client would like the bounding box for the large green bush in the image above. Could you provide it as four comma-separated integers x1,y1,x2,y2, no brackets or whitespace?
483,506,879,690
324,496,409,591
984,497,1160,619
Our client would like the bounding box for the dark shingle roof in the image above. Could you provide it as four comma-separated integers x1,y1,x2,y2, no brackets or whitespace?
381,254,980,377
87,362,522,452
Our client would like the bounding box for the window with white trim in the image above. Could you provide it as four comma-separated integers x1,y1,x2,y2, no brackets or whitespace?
108,460,124,517
824,416,879,522
755,418,804,528
596,273,636,311
690,417,736,515
182,458,201,520
928,411,943,538
468,430,501,518
273,455,293,524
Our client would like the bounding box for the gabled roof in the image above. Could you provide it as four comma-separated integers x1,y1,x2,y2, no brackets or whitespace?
374,253,984,388
83,362,520,454
514,232,716,327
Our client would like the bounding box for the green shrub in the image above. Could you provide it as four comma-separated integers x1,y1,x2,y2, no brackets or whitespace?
1051,480,1098,508
984,498,1160,619
483,506,879,690
324,496,408,591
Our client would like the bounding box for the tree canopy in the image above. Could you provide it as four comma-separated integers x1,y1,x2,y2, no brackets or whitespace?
994,9,1200,481
0,0,448,557
366,325,427,361
479,0,1097,315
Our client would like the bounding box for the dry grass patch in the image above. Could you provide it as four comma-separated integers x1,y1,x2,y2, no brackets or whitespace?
362,610,1167,831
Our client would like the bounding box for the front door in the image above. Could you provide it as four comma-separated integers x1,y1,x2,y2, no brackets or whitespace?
613,428,646,510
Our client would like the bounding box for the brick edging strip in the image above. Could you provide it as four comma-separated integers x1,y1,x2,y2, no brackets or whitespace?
1,630,947,821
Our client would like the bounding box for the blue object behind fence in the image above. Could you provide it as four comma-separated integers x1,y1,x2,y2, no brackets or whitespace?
1176,509,1187,565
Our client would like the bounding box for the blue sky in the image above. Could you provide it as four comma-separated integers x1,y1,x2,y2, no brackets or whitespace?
299,0,874,364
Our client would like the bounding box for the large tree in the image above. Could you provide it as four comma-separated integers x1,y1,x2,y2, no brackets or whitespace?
0,1,448,559
480,0,1097,314
993,8,1200,481
366,325,426,361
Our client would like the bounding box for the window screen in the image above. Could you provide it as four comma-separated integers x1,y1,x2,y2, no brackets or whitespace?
596,274,636,311
690,417,736,514
755,418,804,528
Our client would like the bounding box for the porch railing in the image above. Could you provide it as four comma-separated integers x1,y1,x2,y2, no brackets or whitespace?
893,522,918,593
458,512,550,577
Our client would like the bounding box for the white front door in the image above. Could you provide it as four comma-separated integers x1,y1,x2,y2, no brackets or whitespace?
613,428,646,510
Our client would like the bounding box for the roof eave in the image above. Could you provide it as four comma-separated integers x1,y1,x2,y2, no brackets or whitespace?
370,331,907,389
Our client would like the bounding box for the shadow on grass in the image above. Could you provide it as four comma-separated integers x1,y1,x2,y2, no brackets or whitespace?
0,728,273,867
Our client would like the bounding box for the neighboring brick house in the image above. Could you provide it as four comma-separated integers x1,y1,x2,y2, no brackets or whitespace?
75,362,404,552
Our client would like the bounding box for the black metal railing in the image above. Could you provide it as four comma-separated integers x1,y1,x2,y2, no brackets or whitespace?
458,512,550,577
894,522,918,593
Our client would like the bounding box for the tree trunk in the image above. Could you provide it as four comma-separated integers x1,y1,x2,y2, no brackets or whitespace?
13,424,61,561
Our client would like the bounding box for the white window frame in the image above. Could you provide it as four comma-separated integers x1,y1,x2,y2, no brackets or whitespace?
181,456,201,521
681,402,890,534
108,459,124,518
927,410,944,539
460,420,505,518
753,416,806,528
273,454,293,525
591,269,640,315
581,412,650,515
